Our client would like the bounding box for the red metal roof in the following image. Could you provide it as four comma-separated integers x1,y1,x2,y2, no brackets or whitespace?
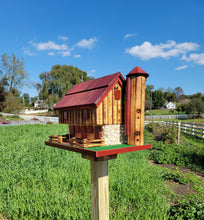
54,72,124,110
126,66,149,78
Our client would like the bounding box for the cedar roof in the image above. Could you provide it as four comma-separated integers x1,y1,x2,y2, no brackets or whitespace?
54,72,124,110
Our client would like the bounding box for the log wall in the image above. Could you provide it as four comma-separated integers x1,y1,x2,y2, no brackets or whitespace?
128,76,146,146
59,83,123,126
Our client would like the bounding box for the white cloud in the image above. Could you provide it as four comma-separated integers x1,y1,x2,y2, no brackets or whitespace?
48,52,55,56
58,36,68,41
74,54,81,58
90,69,96,73
124,33,136,39
23,49,35,56
76,37,97,49
182,53,204,65
31,40,68,51
58,50,71,56
175,65,188,70
125,40,199,60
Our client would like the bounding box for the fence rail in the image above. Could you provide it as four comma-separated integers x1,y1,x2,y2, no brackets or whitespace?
144,114,202,120
145,121,204,140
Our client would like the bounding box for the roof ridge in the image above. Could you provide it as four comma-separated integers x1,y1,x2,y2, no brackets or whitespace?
66,71,123,95
65,85,108,96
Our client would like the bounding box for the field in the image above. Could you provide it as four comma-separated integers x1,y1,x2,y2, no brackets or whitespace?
145,110,185,115
0,124,204,219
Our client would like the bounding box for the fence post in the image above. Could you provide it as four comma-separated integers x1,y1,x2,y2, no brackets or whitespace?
177,121,181,145
184,123,187,133
202,126,204,139
192,125,195,136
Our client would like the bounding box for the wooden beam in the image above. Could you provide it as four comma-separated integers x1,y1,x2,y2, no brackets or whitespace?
103,96,108,124
91,160,109,220
107,89,113,124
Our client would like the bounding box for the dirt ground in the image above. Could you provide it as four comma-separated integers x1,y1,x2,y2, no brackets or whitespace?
150,160,204,198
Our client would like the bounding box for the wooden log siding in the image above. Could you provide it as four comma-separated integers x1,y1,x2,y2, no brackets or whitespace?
96,84,122,125
128,76,146,146
58,83,122,125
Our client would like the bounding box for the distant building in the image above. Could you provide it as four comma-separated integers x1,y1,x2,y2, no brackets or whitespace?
165,102,176,110
34,100,48,109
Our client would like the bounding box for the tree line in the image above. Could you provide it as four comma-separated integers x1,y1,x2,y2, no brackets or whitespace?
146,85,204,115
0,53,93,112
0,53,204,115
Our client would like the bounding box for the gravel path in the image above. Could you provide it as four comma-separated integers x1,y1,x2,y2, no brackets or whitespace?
0,120,46,126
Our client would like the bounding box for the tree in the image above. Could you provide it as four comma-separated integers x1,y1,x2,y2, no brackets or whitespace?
188,92,202,100
38,65,93,108
164,88,176,102
0,77,8,111
30,96,38,107
186,98,204,115
2,92,23,113
173,87,184,101
23,93,30,106
152,90,165,109
145,84,154,111
0,53,28,95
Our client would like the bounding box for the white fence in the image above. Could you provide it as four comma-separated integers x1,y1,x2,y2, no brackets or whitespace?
145,121,204,140
20,109,48,114
145,114,193,120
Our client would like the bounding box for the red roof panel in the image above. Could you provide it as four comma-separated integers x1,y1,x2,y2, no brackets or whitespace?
54,72,124,110
126,66,149,78
66,72,122,95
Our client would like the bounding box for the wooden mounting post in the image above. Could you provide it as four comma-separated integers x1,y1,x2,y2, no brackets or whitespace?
91,160,109,220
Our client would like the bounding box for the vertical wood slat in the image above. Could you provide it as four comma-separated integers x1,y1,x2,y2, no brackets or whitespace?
77,110,79,124
112,87,117,124
103,96,108,125
107,89,113,124
135,77,142,146
93,109,96,125
81,126,87,139
70,110,72,124
79,109,82,124
67,110,69,124
87,126,95,139
89,109,92,125
97,103,103,125
129,78,136,145
59,111,61,124
140,77,146,145
125,78,131,135
117,86,121,124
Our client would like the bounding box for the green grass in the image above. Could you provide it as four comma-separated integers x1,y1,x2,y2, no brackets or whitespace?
0,114,22,121
0,124,170,219
1,124,203,219
145,129,204,173
145,129,204,219
145,110,185,115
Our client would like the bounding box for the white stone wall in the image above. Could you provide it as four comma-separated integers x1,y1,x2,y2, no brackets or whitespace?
102,125,127,145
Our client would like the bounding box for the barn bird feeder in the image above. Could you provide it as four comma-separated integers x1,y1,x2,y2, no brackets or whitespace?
45,66,152,220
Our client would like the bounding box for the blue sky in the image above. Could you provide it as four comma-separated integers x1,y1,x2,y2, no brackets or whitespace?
0,0,203,97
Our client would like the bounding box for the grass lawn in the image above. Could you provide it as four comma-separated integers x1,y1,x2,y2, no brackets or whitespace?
0,124,203,219
145,109,185,115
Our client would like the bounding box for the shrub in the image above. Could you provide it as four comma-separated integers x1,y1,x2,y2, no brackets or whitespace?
168,200,204,220
46,121,53,124
145,122,177,144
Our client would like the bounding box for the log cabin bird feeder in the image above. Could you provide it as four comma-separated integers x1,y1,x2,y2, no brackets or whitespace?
45,66,151,220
